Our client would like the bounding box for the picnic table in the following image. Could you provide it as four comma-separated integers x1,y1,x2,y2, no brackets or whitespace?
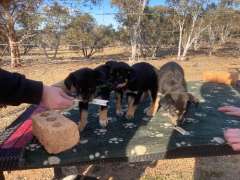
0,81,240,179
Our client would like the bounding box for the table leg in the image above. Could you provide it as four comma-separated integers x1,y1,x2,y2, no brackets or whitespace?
53,167,63,179
0,171,5,180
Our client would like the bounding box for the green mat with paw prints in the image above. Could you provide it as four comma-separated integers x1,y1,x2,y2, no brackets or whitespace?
22,81,240,168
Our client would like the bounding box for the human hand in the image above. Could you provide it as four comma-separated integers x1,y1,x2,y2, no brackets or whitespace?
218,106,240,117
224,128,240,151
40,85,74,110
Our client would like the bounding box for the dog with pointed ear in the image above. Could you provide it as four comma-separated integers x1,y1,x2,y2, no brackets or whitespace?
105,61,133,90
157,61,199,126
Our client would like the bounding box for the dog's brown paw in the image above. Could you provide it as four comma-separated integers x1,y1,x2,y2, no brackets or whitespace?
99,118,108,128
126,112,134,119
78,121,87,132
116,109,124,116
169,115,178,126
79,110,88,132
146,109,154,117
99,109,108,127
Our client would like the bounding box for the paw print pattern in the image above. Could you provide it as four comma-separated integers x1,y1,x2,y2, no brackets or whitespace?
210,137,225,145
190,86,197,90
72,148,77,153
80,139,89,144
89,151,108,160
226,119,240,125
194,112,207,117
227,98,235,103
149,131,164,138
184,117,199,123
205,106,214,110
205,94,212,97
215,86,223,90
43,156,61,166
25,143,41,151
159,123,173,129
94,129,107,136
176,141,191,147
212,90,219,93
108,137,123,144
130,145,147,155
123,123,137,129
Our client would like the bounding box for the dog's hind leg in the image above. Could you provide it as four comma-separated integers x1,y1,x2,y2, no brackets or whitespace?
147,88,160,117
126,92,142,119
99,106,108,128
78,102,88,132
115,91,123,116
140,91,149,102
99,91,110,127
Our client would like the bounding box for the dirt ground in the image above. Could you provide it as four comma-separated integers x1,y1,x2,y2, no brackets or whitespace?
1,53,240,180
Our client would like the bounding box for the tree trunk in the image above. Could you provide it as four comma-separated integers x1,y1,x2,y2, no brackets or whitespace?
51,37,61,60
5,11,21,67
131,31,137,61
8,34,21,67
130,0,147,61
177,22,184,60
181,45,190,60
41,43,49,61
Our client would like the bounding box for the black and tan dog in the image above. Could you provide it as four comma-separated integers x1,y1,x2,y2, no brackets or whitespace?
63,63,114,131
106,61,133,116
111,62,159,119
158,61,198,125
126,62,159,119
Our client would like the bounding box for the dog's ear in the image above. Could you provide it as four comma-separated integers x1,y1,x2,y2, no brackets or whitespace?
64,73,75,90
105,60,116,67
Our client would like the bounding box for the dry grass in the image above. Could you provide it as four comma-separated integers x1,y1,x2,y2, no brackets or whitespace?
1,50,240,180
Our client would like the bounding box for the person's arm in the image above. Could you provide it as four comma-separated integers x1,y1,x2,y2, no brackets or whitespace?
218,106,240,117
0,68,43,106
218,106,240,151
0,69,74,110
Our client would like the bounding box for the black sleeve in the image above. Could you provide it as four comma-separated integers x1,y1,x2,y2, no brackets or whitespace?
0,69,43,106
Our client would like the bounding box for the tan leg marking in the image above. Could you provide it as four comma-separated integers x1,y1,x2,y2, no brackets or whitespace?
79,110,88,132
116,93,122,116
99,109,108,128
147,96,160,117
126,96,137,119
169,115,178,126
140,91,149,102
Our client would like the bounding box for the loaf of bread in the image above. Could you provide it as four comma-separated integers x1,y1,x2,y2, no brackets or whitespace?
203,71,239,85
32,111,80,154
